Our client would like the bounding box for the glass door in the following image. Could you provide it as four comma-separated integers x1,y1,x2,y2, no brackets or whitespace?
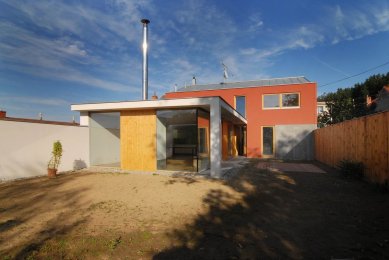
262,126,274,157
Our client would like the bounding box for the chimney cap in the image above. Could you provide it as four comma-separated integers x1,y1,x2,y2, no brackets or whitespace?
141,19,150,24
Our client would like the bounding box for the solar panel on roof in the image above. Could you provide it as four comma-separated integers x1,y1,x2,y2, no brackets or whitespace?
174,76,311,92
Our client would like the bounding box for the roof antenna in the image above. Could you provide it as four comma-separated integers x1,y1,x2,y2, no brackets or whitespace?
222,61,229,82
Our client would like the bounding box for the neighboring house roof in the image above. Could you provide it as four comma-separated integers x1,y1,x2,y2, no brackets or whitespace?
0,111,79,126
174,76,311,93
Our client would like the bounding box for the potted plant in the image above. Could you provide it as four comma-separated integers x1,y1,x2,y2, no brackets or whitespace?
47,140,63,178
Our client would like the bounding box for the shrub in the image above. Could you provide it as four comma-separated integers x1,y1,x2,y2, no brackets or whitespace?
337,159,364,179
48,141,63,170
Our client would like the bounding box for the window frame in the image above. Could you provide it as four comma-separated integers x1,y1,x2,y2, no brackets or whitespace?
262,92,300,110
317,105,324,114
234,95,246,118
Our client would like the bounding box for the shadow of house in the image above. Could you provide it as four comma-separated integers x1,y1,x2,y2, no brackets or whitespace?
153,160,389,259
154,163,306,259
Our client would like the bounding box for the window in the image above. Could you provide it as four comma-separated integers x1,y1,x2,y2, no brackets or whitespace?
262,126,274,156
263,93,300,109
282,93,299,107
263,94,279,108
317,106,324,114
235,96,246,117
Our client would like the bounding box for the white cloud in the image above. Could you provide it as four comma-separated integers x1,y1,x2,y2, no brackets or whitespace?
240,48,257,56
331,4,389,44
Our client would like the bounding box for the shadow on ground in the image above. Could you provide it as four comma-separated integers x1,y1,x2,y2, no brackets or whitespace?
0,173,90,259
154,159,389,259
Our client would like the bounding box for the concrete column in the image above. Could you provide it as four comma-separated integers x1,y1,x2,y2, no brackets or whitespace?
210,99,222,178
80,111,89,126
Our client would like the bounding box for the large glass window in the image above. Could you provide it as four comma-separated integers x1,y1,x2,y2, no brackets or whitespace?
156,109,210,172
156,109,196,172
89,112,120,166
263,93,300,109
235,96,246,117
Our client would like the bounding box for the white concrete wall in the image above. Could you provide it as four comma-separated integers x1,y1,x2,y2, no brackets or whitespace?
275,124,316,160
0,120,89,181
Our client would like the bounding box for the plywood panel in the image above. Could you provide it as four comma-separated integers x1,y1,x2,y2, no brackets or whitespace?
314,111,389,185
120,110,156,171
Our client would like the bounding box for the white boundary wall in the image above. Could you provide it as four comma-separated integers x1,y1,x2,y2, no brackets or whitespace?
0,120,89,181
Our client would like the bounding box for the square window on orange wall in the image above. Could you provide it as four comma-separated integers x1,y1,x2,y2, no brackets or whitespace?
263,94,279,108
263,93,300,109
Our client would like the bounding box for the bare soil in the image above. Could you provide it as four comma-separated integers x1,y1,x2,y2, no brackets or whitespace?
0,160,388,259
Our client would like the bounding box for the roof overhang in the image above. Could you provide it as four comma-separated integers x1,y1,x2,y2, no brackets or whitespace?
71,97,247,125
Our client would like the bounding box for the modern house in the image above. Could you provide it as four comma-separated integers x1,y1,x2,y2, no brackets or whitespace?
164,76,317,159
71,76,317,178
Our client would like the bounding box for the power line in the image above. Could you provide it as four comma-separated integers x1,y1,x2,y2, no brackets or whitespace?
318,60,389,88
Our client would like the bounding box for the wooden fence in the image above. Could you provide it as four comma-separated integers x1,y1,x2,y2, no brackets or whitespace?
314,111,389,184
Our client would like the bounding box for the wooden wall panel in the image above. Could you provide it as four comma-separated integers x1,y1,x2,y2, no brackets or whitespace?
120,110,156,171
221,121,239,159
314,111,389,185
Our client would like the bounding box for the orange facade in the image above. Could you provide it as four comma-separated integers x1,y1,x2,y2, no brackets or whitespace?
164,83,317,158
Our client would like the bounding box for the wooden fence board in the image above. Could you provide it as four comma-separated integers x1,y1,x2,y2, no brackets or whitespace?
315,111,389,185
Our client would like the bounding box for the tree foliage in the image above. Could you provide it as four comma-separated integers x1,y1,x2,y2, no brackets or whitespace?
318,72,389,127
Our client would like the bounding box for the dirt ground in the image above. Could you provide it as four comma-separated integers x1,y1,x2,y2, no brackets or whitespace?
0,159,388,259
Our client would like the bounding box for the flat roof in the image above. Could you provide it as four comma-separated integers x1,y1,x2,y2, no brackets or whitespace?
171,76,312,93
71,96,247,125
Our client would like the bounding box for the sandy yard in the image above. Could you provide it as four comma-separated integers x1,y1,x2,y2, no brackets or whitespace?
0,159,388,259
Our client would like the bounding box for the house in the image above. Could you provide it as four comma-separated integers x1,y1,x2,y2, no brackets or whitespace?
164,76,317,160
317,101,329,115
71,97,246,178
71,76,317,178
367,86,389,112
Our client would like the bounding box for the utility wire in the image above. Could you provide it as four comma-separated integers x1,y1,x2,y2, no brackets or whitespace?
318,60,389,88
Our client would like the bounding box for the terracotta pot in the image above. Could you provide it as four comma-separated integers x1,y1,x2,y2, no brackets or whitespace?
48,168,57,178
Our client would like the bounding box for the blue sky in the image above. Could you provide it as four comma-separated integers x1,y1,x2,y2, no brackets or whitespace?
1,0,389,121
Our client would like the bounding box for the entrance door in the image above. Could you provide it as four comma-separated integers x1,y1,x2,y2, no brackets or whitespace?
262,126,274,157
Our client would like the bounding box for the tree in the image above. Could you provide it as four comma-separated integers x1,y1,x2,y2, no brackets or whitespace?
317,72,389,126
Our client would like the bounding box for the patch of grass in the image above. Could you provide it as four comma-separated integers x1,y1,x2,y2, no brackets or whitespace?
107,236,121,251
87,200,126,213
142,230,153,240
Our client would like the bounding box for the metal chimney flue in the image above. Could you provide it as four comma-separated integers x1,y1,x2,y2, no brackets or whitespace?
141,19,150,100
